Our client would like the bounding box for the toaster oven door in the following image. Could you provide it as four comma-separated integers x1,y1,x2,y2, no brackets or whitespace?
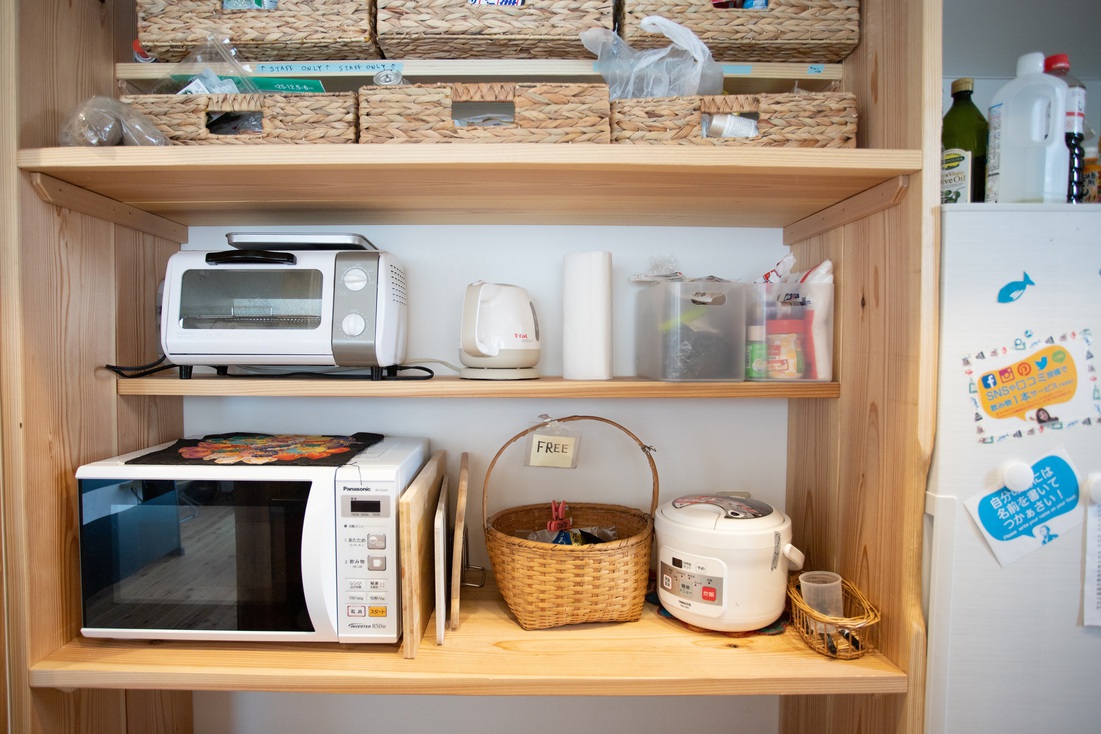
78,476,321,638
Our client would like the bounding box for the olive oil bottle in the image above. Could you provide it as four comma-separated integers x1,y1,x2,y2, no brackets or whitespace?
942,78,988,204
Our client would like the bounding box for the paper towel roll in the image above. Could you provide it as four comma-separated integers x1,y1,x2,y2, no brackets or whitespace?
562,251,613,380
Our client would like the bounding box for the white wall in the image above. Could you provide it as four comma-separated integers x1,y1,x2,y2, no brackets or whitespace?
185,224,793,734
942,0,1101,141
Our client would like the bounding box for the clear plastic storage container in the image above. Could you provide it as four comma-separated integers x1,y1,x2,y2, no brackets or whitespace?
636,281,747,381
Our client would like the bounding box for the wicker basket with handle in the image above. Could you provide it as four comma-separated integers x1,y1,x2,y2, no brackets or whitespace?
611,92,857,147
483,415,658,630
620,0,860,63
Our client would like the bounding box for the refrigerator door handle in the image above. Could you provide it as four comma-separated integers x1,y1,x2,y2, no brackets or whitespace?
924,491,961,734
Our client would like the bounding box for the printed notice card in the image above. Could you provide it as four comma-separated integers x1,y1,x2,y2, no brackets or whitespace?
1085,499,1101,627
965,447,1083,567
963,328,1098,444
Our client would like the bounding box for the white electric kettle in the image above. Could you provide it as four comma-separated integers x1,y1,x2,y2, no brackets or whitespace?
458,281,541,380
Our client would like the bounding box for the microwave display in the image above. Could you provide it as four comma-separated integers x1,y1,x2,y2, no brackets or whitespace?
179,269,324,330
79,478,313,633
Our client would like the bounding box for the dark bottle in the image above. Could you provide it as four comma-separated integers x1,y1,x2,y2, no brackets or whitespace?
1044,54,1087,203
941,78,988,203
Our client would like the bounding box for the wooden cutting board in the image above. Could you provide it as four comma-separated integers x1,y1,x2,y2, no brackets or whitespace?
398,450,445,660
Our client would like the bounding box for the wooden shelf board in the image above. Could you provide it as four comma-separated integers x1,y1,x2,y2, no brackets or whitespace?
116,60,844,95
116,374,841,399
17,146,921,227
30,587,905,696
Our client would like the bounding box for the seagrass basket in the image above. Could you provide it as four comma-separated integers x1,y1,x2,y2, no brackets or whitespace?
376,0,613,59
483,416,659,630
137,0,380,62
358,83,611,143
620,0,860,63
611,92,856,147
121,93,358,145
787,575,880,660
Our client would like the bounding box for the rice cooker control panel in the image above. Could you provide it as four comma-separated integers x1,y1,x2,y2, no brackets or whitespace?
660,552,725,610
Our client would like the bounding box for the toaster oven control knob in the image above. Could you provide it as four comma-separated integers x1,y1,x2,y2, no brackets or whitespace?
341,313,367,337
342,267,370,292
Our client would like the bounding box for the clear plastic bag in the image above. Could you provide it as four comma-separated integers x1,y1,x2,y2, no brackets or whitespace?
149,35,260,96
580,16,723,100
58,96,169,147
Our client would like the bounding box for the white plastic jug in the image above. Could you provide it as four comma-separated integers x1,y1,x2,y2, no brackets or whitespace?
985,52,1069,203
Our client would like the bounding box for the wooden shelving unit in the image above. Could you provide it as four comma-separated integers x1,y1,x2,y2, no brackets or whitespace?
2,1,941,732
114,374,842,399
116,59,847,95
18,146,920,229
28,584,905,696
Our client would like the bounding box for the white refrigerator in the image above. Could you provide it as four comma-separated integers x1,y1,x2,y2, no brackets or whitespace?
924,204,1101,733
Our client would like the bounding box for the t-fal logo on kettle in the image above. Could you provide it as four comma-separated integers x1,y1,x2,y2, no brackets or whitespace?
514,332,529,340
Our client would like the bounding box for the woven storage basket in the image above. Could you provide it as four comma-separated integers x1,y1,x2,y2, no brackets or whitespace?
787,575,880,660
376,0,613,59
620,0,859,63
483,416,658,630
611,92,856,147
121,93,358,145
358,83,610,143
137,0,379,62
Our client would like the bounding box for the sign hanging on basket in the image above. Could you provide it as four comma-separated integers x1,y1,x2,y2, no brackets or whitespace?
525,416,581,468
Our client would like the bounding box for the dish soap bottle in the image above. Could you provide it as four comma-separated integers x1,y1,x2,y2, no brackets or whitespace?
941,77,988,203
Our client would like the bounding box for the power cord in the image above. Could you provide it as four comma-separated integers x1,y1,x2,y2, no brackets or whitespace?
104,355,179,379
105,358,446,381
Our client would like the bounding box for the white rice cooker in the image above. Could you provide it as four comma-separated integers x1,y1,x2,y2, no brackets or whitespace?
655,494,805,632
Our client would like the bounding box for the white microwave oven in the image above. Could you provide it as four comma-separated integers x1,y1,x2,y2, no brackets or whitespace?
160,241,408,378
75,434,428,644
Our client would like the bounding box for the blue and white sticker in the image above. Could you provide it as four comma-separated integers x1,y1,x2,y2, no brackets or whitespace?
965,447,1083,566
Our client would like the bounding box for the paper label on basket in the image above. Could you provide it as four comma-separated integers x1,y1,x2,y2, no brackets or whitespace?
469,0,525,5
526,429,579,469
224,0,278,9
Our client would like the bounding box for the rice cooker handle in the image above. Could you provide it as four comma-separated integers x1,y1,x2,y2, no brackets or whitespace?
783,543,805,570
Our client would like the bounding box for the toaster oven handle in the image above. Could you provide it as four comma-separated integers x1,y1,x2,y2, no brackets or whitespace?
204,249,297,266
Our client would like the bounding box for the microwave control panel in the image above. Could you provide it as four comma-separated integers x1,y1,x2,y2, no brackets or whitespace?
336,480,401,643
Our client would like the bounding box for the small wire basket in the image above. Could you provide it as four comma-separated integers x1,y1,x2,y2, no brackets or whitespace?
787,575,880,660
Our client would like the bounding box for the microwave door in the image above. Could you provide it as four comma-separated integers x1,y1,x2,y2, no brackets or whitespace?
300,475,338,640
79,477,320,641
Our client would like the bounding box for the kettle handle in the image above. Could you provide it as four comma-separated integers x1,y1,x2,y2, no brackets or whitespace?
461,282,497,357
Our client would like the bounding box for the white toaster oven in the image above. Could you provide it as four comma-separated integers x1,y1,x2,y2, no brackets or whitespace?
160,238,408,376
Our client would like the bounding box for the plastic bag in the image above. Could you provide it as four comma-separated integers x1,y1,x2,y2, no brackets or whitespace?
58,96,169,147
149,35,260,96
580,16,723,100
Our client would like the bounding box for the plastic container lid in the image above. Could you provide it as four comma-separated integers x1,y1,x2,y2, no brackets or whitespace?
1017,51,1045,76
659,495,785,532
1044,53,1070,72
950,77,974,95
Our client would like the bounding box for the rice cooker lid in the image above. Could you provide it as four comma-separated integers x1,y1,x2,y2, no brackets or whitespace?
660,494,785,531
